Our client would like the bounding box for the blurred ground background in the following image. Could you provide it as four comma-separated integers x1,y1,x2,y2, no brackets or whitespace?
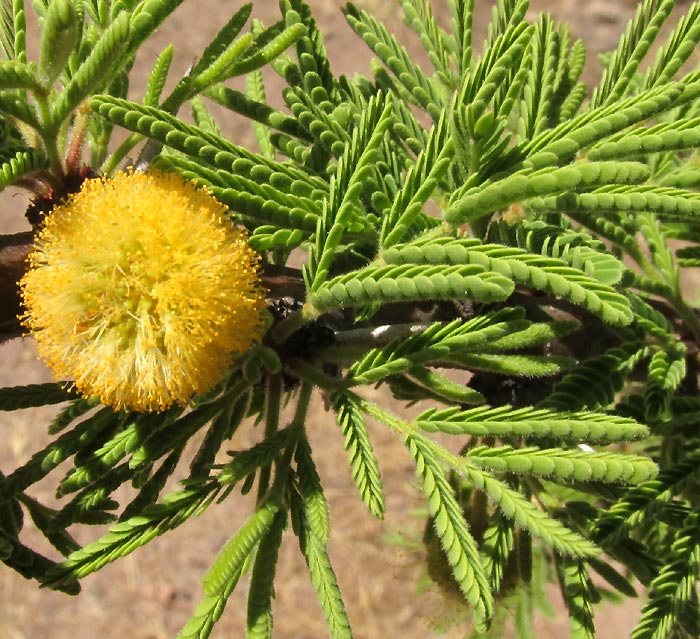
0,0,691,637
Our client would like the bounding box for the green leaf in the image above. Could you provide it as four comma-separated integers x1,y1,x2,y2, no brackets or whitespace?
481,511,514,592
143,43,173,106
463,464,599,557
588,124,700,161
344,2,443,118
451,353,573,377
401,0,455,87
446,161,650,225
293,494,353,639
644,1,700,88
407,367,486,405
631,515,700,639
177,569,241,639
0,147,48,189
0,60,41,91
51,11,129,127
0,382,73,410
90,96,324,189
560,559,596,639
466,445,657,483
518,15,558,139
381,111,453,247
38,0,80,84
332,392,386,519
348,312,526,385
294,436,330,544
593,450,700,542
308,263,514,314
593,0,675,106
417,405,648,442
384,237,633,325
43,483,219,588
305,93,393,291
543,342,648,411
228,23,307,77
531,186,700,223
406,432,494,626
644,345,686,420
202,499,280,596
0,407,117,497
205,83,310,141
189,4,252,79
128,0,185,58
246,509,286,639
524,81,683,163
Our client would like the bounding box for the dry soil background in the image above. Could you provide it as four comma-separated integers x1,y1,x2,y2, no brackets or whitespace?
0,1,685,638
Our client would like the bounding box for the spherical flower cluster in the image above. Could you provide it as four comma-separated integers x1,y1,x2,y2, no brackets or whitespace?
21,170,266,412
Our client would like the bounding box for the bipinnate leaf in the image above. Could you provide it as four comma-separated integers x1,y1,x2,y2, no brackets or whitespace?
38,0,79,84
481,512,515,592
593,450,700,542
587,124,700,160
295,437,330,544
307,263,514,314
332,392,386,519
0,147,49,189
188,3,252,79
0,60,41,90
644,1,700,88
1,533,79,595
0,90,41,129
48,398,99,435
644,345,686,420
156,153,321,234
294,496,353,639
383,237,633,325
560,559,596,639
0,382,73,410
143,44,173,106
305,93,393,291
348,313,527,385
44,484,219,588
631,515,700,639
544,342,647,411
524,81,683,162
177,570,240,639
344,3,443,118
406,432,494,626
90,96,324,189
381,111,454,247
529,186,700,223
205,83,310,140
445,161,650,226
407,367,486,405
128,0,185,56
462,465,599,557
51,11,129,127
592,0,674,107
0,407,116,497
217,427,292,487
400,0,454,86
246,509,286,639
201,499,280,596
466,445,658,484
417,404,649,442
227,23,307,78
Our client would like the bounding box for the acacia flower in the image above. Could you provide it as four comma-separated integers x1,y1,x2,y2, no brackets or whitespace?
20,170,266,412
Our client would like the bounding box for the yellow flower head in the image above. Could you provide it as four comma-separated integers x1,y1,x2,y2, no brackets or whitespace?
21,170,267,412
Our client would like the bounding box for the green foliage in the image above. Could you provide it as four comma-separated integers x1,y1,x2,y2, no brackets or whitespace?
3,0,700,637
